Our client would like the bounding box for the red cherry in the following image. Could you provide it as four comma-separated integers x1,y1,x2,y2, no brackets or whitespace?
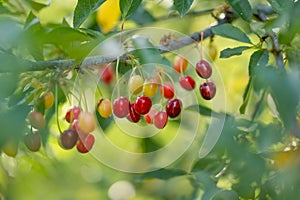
200,81,216,100
127,103,141,123
160,82,174,99
166,99,182,118
99,64,114,84
153,111,168,129
59,129,78,150
134,96,152,115
196,60,212,79
65,106,81,123
144,108,156,124
113,96,130,118
179,75,195,91
76,134,95,153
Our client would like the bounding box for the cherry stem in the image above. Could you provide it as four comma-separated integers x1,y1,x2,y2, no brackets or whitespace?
200,31,204,60
157,72,165,109
115,57,121,98
78,74,88,111
82,68,103,98
55,83,62,134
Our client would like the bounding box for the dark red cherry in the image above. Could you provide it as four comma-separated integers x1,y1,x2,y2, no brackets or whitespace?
166,99,182,118
196,60,212,79
127,103,141,123
153,111,168,129
134,96,152,115
179,75,195,90
59,129,78,150
200,81,216,100
113,96,130,118
24,133,41,152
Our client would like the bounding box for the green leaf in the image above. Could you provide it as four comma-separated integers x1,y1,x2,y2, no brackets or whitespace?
128,5,155,25
131,35,171,66
186,104,227,119
266,0,285,13
73,0,106,28
173,0,194,17
228,0,252,22
248,50,269,76
120,0,142,19
220,46,250,58
212,190,239,200
239,80,252,114
279,1,300,44
0,3,10,14
24,0,48,11
240,50,268,114
211,24,252,44
137,168,187,181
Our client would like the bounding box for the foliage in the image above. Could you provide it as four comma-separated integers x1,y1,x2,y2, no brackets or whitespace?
0,0,300,199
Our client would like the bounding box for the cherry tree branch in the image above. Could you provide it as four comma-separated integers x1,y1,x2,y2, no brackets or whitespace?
2,5,275,73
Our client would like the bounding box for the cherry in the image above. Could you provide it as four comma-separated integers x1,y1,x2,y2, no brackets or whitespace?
127,103,141,123
179,75,195,91
99,64,114,84
166,98,182,118
128,75,143,94
78,112,96,133
24,133,41,152
97,98,112,118
134,96,152,115
153,111,168,129
65,106,81,123
173,55,188,73
160,82,174,99
43,91,54,109
144,108,156,124
143,77,158,97
59,129,78,149
29,111,46,130
196,60,212,79
76,134,95,153
200,81,216,100
2,140,18,157
113,96,130,118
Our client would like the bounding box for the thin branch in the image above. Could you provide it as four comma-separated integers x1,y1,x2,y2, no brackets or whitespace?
2,5,275,73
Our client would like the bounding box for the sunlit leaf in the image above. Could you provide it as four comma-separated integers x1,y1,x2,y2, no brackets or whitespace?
212,24,252,44
120,0,142,19
220,46,250,58
228,0,252,22
173,0,194,17
73,0,106,28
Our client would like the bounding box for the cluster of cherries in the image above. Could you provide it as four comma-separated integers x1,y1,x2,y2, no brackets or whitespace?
174,55,216,100
60,107,96,153
96,52,216,130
